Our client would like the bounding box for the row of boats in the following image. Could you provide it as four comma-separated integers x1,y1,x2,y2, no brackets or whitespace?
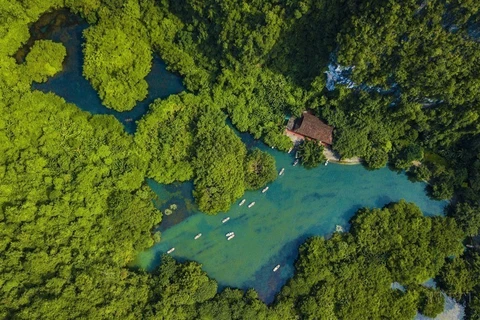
165,146,330,272
165,162,291,266
167,225,343,255
239,199,255,208
165,211,238,254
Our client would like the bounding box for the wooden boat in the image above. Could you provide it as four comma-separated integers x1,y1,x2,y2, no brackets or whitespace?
167,248,175,254
226,232,234,237
273,264,280,272
227,234,235,240
262,186,269,193
279,168,285,175
293,159,299,166
248,202,255,208
194,233,202,240
239,199,246,206
222,217,230,223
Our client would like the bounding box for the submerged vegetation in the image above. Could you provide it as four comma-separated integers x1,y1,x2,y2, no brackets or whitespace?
1,0,480,318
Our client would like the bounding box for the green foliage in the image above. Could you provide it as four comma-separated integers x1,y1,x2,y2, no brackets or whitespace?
318,89,399,168
350,201,464,284
431,177,455,200
438,252,480,301
298,139,325,168
197,288,272,320
153,231,161,243
469,294,480,320
83,10,152,111
450,203,480,237
364,149,389,169
416,287,445,318
394,145,424,170
136,92,252,214
193,106,247,214
0,90,161,318
135,94,197,184
152,255,218,307
24,40,66,83
276,201,463,319
2,0,480,318
244,149,277,190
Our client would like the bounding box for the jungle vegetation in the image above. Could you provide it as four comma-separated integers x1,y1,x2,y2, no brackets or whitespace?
297,139,326,168
1,0,480,319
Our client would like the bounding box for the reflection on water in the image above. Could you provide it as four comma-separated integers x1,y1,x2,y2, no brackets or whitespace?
137,143,447,303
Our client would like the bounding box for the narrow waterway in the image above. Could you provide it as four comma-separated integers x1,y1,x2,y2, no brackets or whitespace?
24,9,185,133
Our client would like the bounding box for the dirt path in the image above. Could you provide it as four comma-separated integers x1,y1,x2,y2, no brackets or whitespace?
323,147,362,165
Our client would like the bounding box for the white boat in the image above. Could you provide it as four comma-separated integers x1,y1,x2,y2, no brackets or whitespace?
335,225,344,233
222,217,230,223
325,159,329,166
287,147,293,153
273,264,280,272
239,199,246,206
248,202,255,208
262,186,269,193
194,233,202,240
226,232,234,237
167,248,175,254
279,168,285,175
293,159,299,166
227,234,235,240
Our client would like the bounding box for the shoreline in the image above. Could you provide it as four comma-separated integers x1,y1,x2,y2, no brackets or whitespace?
284,130,362,165
323,147,362,165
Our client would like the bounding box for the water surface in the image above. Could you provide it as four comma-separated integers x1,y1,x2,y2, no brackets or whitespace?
27,10,185,133
138,146,447,303
26,10,448,306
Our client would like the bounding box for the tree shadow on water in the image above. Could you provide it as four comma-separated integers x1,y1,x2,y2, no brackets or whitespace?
240,234,311,305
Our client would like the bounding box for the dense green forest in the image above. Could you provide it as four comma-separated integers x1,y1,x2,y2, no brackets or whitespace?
1,0,480,318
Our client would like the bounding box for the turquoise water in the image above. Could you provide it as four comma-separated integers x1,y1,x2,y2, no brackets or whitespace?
137,145,447,303
28,10,447,305
30,11,185,133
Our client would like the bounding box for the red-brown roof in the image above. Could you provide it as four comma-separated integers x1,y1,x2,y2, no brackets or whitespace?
295,113,334,144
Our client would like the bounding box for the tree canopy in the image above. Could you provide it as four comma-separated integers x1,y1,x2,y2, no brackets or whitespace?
298,139,326,168
1,0,480,318
83,7,152,111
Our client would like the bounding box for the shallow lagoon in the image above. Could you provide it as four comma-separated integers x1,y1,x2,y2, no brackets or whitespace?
137,144,447,303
